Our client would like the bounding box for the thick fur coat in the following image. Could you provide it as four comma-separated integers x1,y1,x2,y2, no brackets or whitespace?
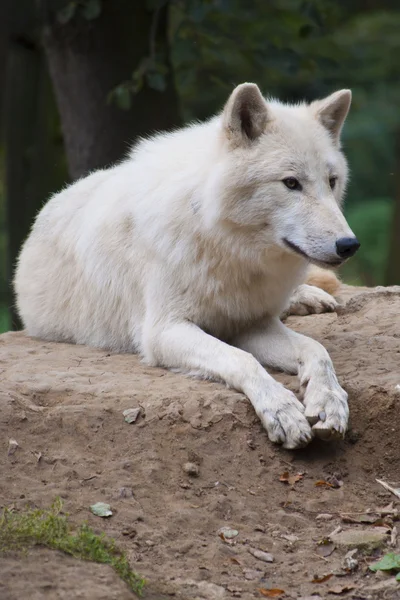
14,83,359,449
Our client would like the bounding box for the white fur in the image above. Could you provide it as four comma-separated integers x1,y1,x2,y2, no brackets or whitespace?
14,83,356,449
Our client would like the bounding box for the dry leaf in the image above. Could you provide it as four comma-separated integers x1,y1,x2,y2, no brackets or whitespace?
259,589,285,598
376,479,400,500
341,513,380,525
279,471,304,486
230,557,241,565
312,573,333,583
315,480,334,488
377,502,398,517
317,539,336,557
328,584,357,595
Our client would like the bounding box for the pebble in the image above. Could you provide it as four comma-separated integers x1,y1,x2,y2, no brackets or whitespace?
249,547,274,563
183,462,200,477
218,526,239,540
330,528,388,551
316,513,334,521
243,568,264,580
123,407,141,424
343,549,358,571
8,439,19,456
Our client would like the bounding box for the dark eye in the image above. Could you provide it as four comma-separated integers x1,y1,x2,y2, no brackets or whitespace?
329,177,337,190
282,177,302,191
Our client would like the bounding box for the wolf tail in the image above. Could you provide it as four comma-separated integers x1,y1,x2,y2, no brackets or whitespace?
305,266,341,296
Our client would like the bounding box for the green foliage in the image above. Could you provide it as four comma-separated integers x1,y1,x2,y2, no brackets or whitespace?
0,305,10,333
369,552,400,581
342,199,393,286
0,498,145,595
57,0,102,25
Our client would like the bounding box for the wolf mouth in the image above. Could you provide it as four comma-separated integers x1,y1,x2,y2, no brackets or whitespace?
283,238,343,267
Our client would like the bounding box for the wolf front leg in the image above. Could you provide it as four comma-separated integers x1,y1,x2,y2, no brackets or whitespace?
234,318,349,440
143,320,312,449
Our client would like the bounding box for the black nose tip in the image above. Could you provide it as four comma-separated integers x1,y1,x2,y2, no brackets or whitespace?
335,237,360,259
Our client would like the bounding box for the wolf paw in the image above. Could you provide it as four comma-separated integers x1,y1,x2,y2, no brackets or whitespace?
303,382,349,441
283,284,338,318
257,387,313,449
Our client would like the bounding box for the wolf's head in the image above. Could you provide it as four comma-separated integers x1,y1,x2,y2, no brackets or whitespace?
207,83,359,268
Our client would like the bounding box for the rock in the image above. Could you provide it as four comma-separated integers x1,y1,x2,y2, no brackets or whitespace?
330,528,388,551
183,462,200,477
343,549,358,571
122,407,141,423
7,439,19,456
218,526,239,540
249,547,274,563
90,502,113,517
316,513,334,521
243,568,264,580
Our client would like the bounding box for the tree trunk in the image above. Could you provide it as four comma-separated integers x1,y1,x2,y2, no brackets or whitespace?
41,0,181,180
3,1,67,329
385,129,400,285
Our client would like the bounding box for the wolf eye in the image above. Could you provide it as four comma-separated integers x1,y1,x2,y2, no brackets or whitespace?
329,177,337,190
282,177,302,191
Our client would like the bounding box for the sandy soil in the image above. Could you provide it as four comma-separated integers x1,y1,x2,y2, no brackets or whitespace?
1,285,400,600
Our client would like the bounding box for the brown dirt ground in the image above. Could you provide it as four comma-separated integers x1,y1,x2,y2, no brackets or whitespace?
1,285,400,600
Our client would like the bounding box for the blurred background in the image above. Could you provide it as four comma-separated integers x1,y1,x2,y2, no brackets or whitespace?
0,0,399,332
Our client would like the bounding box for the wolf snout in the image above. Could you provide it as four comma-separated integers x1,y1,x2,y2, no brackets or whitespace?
335,237,360,259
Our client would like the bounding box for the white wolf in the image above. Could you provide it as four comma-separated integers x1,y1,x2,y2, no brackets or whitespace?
14,83,360,449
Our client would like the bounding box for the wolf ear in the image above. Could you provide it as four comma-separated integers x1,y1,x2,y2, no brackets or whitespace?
311,89,352,144
223,83,268,146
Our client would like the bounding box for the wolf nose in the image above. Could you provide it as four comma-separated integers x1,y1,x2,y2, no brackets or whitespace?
335,237,360,259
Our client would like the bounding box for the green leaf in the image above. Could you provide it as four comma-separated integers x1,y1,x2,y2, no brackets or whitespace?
146,72,167,92
112,85,132,110
369,553,400,572
396,572,400,581
82,0,102,20
57,2,77,25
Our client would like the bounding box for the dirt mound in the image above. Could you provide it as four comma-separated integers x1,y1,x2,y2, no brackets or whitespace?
1,285,400,599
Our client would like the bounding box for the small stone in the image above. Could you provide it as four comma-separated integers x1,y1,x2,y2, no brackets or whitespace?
183,462,199,477
330,528,388,551
218,526,239,540
145,539,155,546
8,439,19,456
90,502,112,517
243,568,264,580
316,513,334,521
343,549,358,572
248,547,274,563
123,407,141,423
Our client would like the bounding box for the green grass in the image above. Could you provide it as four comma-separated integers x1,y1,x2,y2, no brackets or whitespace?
0,498,145,595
